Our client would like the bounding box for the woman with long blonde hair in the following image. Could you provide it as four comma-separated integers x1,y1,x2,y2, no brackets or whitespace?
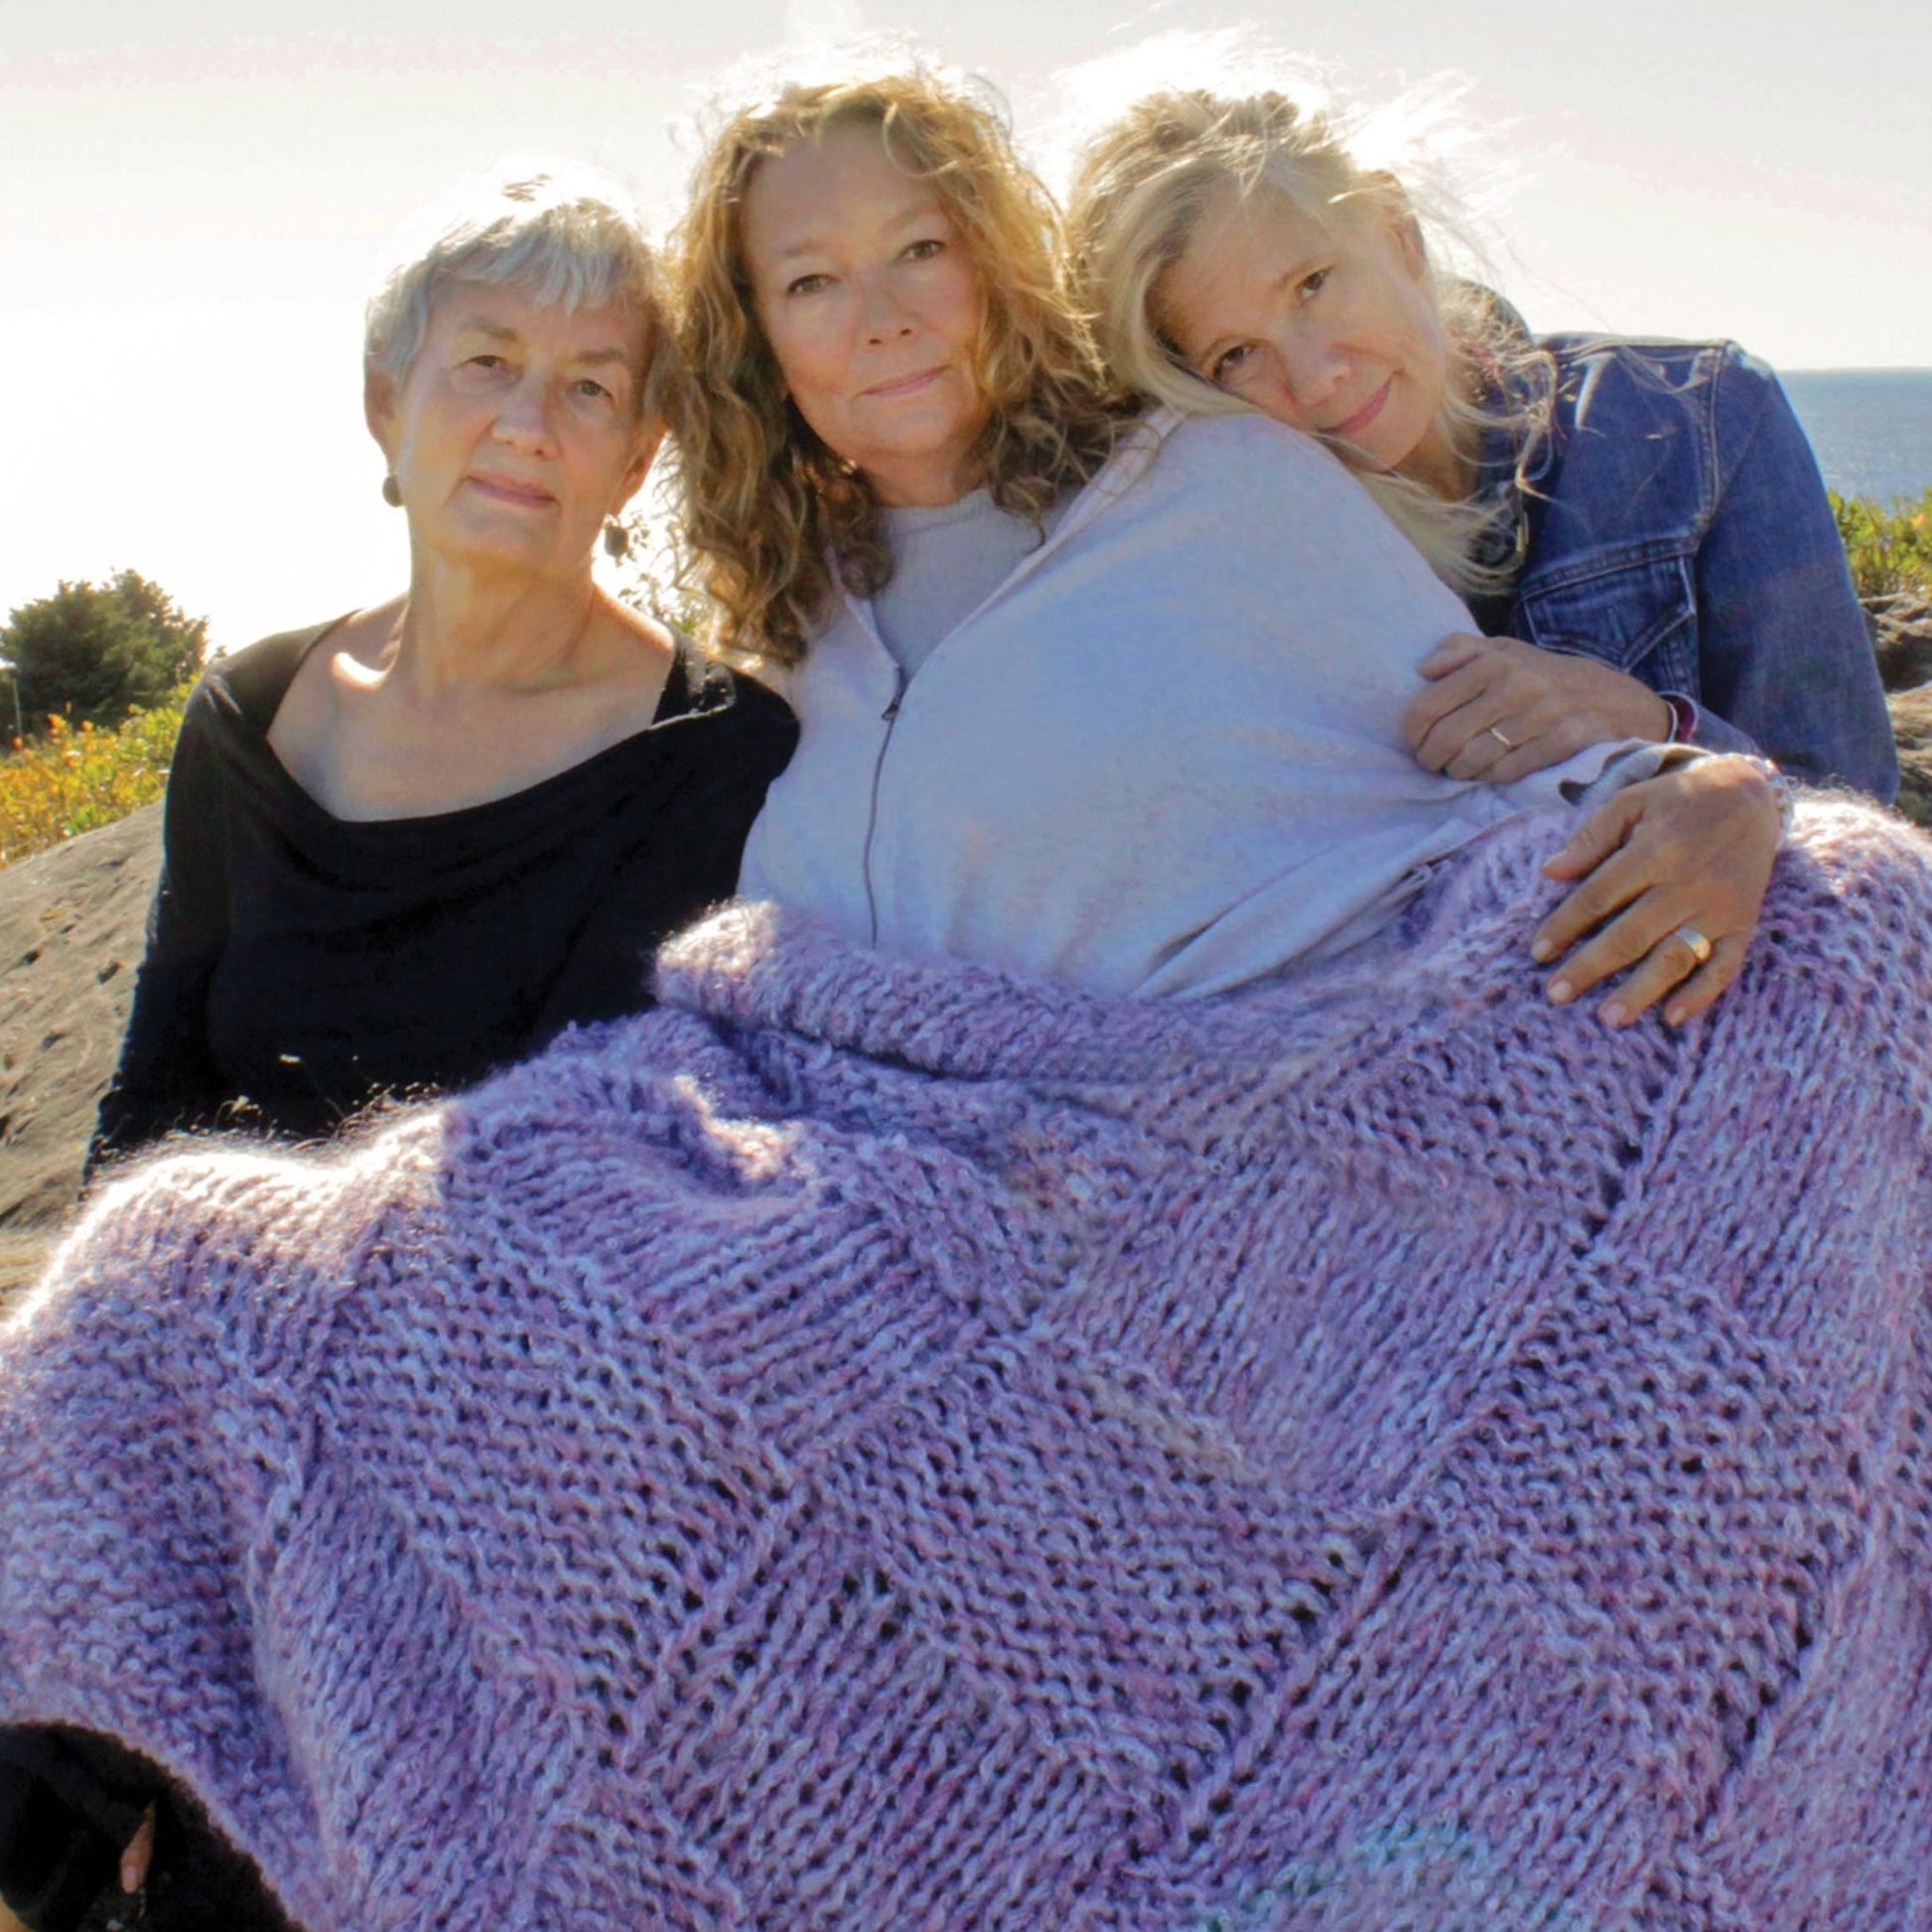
1066,80,1896,801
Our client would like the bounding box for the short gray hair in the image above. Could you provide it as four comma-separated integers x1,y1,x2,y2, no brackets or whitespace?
364,159,668,420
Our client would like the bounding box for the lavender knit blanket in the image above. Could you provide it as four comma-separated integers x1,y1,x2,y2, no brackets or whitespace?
4,801,1932,1931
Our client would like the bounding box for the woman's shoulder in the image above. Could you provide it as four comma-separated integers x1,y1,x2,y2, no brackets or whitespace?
195,616,354,735
1099,409,1441,570
1044,407,1465,632
1538,334,1776,417
1100,406,1359,508
664,631,798,742
1533,338,1802,506
150,618,361,834
1146,402,1336,464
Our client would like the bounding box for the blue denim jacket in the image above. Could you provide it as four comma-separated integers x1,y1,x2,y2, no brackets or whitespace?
1474,336,1897,802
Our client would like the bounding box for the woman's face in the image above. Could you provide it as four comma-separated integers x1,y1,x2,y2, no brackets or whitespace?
1160,181,1461,496
368,280,655,578
741,121,991,508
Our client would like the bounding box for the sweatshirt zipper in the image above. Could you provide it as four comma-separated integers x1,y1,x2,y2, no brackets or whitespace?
844,421,1166,950
861,664,907,947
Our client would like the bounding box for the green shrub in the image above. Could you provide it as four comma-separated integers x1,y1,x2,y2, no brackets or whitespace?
1,572,207,737
1832,489,1932,601
0,687,188,868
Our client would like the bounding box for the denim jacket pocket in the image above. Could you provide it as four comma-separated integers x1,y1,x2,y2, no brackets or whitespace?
1514,546,1699,693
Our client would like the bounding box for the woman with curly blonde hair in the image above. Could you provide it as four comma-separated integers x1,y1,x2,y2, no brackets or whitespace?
1066,81,1896,800
671,64,1131,668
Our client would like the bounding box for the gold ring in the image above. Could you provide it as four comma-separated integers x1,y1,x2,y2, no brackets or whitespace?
1487,724,1516,752
1669,925,1715,966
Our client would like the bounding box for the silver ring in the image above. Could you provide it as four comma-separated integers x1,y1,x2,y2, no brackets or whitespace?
1668,925,1715,966
1486,724,1516,752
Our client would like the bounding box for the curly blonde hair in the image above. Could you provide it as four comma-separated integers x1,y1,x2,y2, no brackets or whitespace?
1066,87,1551,595
667,62,1133,665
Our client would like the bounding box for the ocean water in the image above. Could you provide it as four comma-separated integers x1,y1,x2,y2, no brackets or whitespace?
1780,368,1932,505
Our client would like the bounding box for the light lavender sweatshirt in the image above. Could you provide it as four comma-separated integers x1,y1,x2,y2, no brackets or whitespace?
741,408,1659,999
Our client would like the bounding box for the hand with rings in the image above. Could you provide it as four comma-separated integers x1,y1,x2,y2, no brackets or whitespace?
1404,631,1677,781
1529,752,1783,1027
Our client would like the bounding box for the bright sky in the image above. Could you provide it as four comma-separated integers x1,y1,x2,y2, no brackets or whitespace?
5,0,1929,651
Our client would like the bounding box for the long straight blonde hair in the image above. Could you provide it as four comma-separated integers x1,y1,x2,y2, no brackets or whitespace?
1066,87,1551,595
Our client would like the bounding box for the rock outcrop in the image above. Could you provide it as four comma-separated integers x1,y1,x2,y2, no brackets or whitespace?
1891,684,1932,840
1868,592,1932,693
0,803,161,1302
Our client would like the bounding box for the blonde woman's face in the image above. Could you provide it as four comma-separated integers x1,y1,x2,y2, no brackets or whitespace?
741,122,991,507
1161,181,1459,494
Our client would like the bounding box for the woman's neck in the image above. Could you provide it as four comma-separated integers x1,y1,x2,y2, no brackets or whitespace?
268,573,674,823
385,554,604,696
865,449,989,510
1400,418,1478,502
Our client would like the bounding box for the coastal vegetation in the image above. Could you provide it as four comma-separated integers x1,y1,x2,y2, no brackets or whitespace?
0,695,187,869
0,571,207,738
1832,488,1932,600
1,493,1928,871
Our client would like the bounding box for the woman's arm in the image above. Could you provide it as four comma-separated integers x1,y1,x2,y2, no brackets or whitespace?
1692,349,1896,798
89,685,232,1168
1408,350,1896,800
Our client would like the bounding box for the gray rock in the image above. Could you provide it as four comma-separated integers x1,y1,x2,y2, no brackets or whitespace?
1864,592,1932,693
0,802,162,1305
1890,684,1932,833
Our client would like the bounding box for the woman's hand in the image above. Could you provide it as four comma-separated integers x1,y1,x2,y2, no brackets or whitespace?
1404,632,1675,780
1530,754,1782,1027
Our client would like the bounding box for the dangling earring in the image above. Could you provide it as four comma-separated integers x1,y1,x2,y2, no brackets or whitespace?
381,474,403,507
603,517,631,561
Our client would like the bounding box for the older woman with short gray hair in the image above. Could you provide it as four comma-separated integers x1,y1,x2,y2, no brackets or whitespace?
0,159,793,1932
86,158,793,1162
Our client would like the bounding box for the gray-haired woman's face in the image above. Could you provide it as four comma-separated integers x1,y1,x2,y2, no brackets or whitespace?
368,279,653,575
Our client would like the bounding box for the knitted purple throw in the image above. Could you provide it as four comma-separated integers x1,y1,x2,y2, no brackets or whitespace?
4,801,1932,1931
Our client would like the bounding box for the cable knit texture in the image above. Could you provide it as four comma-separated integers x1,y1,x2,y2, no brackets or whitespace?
4,799,1932,1932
